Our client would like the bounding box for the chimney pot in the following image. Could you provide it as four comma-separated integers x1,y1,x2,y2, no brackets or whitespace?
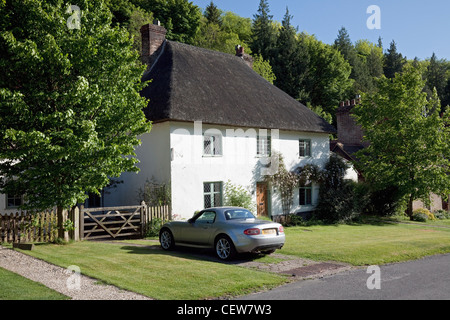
235,45,253,69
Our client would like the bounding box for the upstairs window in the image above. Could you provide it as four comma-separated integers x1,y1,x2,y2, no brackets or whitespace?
257,134,271,157
299,139,311,157
203,134,222,156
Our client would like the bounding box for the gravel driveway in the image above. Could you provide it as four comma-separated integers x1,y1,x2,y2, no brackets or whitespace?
0,245,151,300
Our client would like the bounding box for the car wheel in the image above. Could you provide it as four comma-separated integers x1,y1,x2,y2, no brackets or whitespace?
215,235,236,260
160,229,175,250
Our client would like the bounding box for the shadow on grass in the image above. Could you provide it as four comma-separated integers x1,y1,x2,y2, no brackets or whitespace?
119,243,274,266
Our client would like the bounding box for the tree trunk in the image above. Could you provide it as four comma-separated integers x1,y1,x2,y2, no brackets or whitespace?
406,195,414,220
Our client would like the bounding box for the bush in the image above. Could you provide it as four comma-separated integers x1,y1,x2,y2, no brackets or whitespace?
223,180,255,212
433,210,449,220
412,208,436,222
146,218,164,237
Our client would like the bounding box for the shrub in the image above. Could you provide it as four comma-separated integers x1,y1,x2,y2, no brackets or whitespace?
434,210,449,220
412,208,436,222
146,218,164,237
223,180,255,212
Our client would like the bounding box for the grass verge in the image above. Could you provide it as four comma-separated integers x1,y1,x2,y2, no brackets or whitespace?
20,241,288,300
280,220,450,265
0,267,69,300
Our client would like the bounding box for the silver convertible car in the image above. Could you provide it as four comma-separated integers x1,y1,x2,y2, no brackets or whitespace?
159,207,285,260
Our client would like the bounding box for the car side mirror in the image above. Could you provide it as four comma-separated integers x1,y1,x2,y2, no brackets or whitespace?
188,218,194,224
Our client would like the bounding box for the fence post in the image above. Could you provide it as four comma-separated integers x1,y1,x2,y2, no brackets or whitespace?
79,205,84,241
140,201,146,237
69,207,80,242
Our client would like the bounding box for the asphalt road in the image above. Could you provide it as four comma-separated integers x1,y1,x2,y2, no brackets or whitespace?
239,253,450,300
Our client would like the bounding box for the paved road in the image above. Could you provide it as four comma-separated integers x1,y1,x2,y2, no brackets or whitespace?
239,254,450,300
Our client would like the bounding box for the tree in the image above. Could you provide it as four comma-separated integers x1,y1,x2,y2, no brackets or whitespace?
352,65,450,219
425,52,448,111
302,34,353,115
204,1,221,25
252,54,276,84
383,40,406,79
0,0,151,238
271,7,309,101
193,16,242,55
221,11,252,45
250,0,276,60
131,0,202,44
334,28,378,96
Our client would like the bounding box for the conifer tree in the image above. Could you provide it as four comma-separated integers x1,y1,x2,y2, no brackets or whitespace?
250,0,276,60
383,40,406,79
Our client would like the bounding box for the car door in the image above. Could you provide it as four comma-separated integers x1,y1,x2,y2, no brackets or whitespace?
182,210,217,246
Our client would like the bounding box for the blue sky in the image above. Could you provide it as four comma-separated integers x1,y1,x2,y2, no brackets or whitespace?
191,0,450,60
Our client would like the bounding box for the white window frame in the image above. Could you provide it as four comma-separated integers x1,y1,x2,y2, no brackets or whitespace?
257,134,272,157
203,133,222,156
203,182,223,208
299,139,312,157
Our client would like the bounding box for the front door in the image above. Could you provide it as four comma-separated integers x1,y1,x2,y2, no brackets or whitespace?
256,182,268,217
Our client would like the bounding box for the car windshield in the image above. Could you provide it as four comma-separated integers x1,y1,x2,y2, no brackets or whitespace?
224,209,256,220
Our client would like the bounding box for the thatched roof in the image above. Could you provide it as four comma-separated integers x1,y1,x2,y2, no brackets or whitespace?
141,40,336,134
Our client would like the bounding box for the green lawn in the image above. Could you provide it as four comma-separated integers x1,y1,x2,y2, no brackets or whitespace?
21,241,287,300
280,221,450,265
9,218,450,300
0,267,69,300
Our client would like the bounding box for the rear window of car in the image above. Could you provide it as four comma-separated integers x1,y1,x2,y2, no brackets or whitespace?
224,209,256,220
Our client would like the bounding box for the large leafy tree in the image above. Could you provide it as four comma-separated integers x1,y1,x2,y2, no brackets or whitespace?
352,65,450,219
131,0,202,44
302,34,353,115
0,0,151,235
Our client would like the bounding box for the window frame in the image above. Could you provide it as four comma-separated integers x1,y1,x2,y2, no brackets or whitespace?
257,134,272,157
299,183,313,206
203,182,223,208
203,133,223,157
6,194,23,209
299,139,312,157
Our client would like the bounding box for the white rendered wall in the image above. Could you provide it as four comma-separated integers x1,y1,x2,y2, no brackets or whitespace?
103,122,171,207
169,121,330,219
105,121,331,219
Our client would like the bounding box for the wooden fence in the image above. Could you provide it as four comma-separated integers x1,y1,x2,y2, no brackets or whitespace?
0,203,171,243
79,202,171,241
0,211,58,243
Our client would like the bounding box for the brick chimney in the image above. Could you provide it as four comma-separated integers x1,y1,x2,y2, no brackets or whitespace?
336,96,369,147
140,21,167,66
235,45,253,69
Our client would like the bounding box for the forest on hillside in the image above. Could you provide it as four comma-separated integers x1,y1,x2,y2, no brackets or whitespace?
107,0,450,124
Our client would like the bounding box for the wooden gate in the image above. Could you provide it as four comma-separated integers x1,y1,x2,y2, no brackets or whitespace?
79,203,146,241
